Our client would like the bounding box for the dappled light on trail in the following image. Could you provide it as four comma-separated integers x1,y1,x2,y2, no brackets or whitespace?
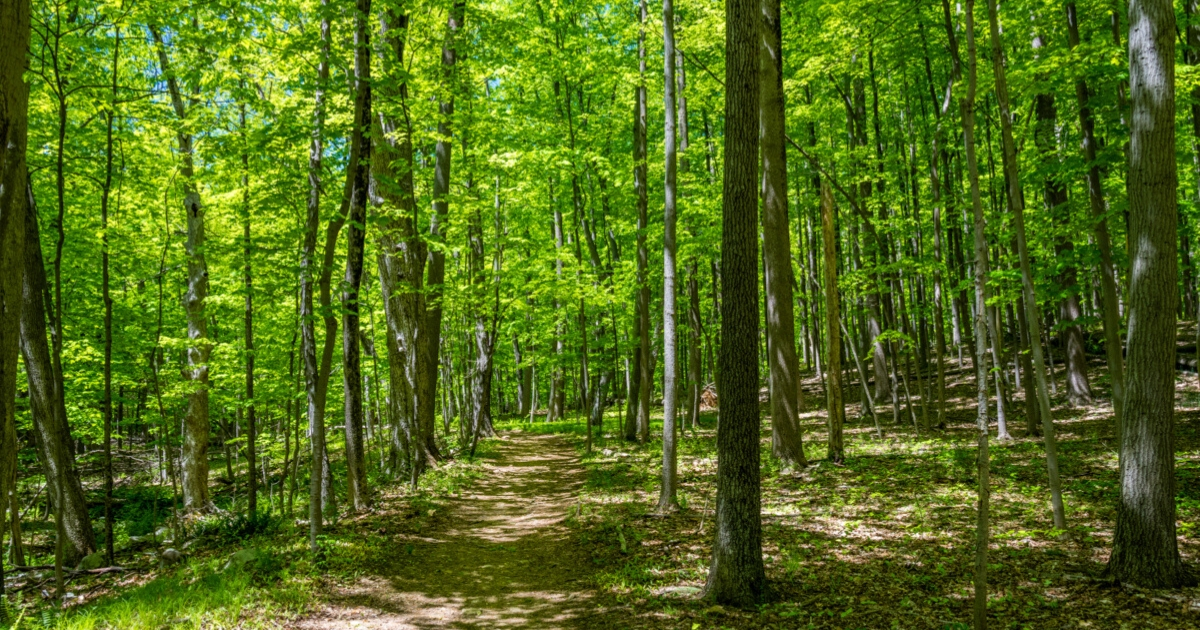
298,434,626,629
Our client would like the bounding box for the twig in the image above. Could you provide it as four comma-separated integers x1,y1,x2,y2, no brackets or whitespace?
19,483,46,520
783,135,882,247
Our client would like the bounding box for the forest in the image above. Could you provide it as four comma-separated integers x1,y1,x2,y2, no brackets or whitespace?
0,0,1198,626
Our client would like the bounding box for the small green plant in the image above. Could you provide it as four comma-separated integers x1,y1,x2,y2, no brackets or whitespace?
950,447,975,481
193,510,282,544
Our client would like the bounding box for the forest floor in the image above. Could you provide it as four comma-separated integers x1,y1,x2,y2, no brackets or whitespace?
532,361,1200,629
10,357,1200,629
296,432,636,629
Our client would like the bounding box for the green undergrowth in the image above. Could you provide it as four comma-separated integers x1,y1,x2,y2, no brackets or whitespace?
2,436,493,630
534,378,1200,629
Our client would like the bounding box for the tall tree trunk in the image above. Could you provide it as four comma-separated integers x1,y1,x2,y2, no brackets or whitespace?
343,0,372,512
151,25,211,513
302,3,332,552
1016,293,1041,436
821,184,845,464
674,54,702,432
687,263,703,427
704,0,765,602
634,0,652,443
759,0,806,468
421,0,466,462
468,177,499,455
963,2,992,624
923,10,957,430
1183,0,1200,412
987,0,1065,529
624,313,642,441
20,182,96,567
373,7,429,487
551,186,567,423
239,96,258,518
0,0,31,595
658,0,680,512
514,336,531,415
101,30,119,562
1032,35,1092,407
1107,0,1192,588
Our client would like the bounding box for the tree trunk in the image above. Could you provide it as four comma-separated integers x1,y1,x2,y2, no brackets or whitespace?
152,25,211,513
634,0,652,444
467,179,499,455
1032,35,1091,407
687,263,703,428
7,490,24,567
1107,0,1192,588
101,31,119,561
987,0,1065,529
760,0,806,468
704,0,765,602
1016,293,1041,436
963,3,992,624
421,0,466,462
302,3,332,551
624,315,642,441
658,0,680,512
0,0,31,594
20,182,96,567
343,0,372,512
373,8,429,487
236,96,259,519
821,184,845,464
551,187,567,424
515,336,532,415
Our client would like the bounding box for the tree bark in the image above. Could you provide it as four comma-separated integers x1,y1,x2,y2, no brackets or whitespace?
1107,0,1192,588
687,263,703,428
551,186,567,424
821,184,845,464
987,0,1065,529
923,7,957,430
236,100,262,516
658,0,680,512
759,0,806,468
624,313,642,441
102,31,120,559
467,177,500,455
373,7,430,486
634,0,652,443
151,25,211,513
421,0,466,462
514,336,532,415
704,0,765,603
343,0,372,512
302,2,332,552
963,2,992,624
1184,0,1200,407
1016,293,1041,436
1,6,31,591
1032,34,1091,407
20,180,96,567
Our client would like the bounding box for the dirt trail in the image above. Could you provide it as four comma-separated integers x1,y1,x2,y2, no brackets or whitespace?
297,432,626,629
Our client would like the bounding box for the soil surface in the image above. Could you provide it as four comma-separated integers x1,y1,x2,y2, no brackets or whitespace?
295,433,631,629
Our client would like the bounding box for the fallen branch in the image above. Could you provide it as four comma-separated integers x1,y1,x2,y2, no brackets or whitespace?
73,566,129,576
8,566,135,594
